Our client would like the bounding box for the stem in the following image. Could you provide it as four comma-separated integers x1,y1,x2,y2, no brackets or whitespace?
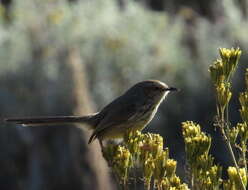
113,172,122,190
157,180,164,190
110,164,123,190
133,168,137,190
145,179,151,190
226,104,230,130
241,142,247,174
152,178,155,190
123,168,129,190
157,184,161,190
186,162,195,190
226,139,246,190
191,169,195,190
219,109,246,190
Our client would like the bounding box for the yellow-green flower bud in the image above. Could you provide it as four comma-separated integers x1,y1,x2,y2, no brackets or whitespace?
161,177,189,190
182,121,201,138
161,178,170,189
219,47,241,79
169,176,181,187
112,146,132,182
165,159,177,177
143,153,155,187
208,165,223,187
209,59,225,86
140,133,164,160
216,82,232,111
179,184,190,190
124,130,143,160
154,150,168,181
236,123,248,142
195,154,214,171
228,126,239,145
227,167,247,189
209,48,241,87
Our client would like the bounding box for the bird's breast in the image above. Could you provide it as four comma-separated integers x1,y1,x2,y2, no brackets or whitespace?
131,103,159,130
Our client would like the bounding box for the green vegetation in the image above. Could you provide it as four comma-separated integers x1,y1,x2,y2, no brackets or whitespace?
103,131,189,190
1,0,248,189
103,48,248,190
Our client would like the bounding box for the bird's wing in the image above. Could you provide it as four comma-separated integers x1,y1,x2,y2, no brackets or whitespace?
88,101,140,143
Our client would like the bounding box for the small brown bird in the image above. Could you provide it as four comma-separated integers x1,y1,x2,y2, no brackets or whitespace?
5,80,177,145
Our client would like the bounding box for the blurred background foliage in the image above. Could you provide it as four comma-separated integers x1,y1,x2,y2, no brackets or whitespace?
0,0,248,189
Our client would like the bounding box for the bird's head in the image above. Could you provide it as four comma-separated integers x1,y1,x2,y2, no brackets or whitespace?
127,80,178,104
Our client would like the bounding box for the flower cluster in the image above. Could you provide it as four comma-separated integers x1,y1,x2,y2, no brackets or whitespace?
224,167,247,190
103,130,189,190
102,144,131,185
208,47,247,190
161,176,190,190
139,133,166,188
209,48,241,86
182,121,222,189
209,48,241,114
234,68,248,182
129,132,189,190
102,47,247,189
182,121,211,165
216,82,232,112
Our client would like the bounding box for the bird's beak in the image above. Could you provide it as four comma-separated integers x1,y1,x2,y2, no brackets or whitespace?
167,87,179,91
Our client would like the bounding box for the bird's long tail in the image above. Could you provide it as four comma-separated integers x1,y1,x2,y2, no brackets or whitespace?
4,114,98,129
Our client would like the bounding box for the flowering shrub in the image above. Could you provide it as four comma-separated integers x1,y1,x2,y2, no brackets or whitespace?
103,48,248,190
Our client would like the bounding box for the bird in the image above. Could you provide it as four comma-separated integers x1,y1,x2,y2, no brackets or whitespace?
4,80,178,146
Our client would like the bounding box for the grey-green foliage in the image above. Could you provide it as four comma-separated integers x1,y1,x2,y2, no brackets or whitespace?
0,0,189,106
196,0,248,69
0,0,247,107
0,0,248,187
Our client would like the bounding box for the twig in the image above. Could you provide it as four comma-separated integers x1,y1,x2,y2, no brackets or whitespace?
241,142,247,173
219,110,246,190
